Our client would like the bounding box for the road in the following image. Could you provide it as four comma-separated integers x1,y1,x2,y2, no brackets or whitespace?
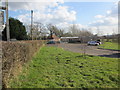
48,43,119,58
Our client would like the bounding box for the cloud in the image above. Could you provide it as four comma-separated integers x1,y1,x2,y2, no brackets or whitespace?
107,2,118,17
50,6,76,23
106,10,112,14
90,16,118,26
95,15,105,19
17,14,31,24
88,2,118,35
91,2,118,26
13,0,77,35
16,3,77,26
8,1,118,35
7,0,64,12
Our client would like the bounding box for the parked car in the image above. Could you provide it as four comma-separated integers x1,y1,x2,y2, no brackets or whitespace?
96,41,102,45
47,41,55,44
87,41,100,46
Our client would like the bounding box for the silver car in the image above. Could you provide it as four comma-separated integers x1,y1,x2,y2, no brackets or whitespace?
87,41,100,46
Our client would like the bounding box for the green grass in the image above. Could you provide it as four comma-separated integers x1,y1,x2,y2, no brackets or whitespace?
9,46,119,88
100,42,120,50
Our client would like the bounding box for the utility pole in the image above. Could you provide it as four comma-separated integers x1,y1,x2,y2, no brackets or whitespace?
0,0,10,41
6,0,10,41
31,10,33,40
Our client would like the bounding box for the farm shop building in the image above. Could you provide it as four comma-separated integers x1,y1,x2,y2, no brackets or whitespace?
61,37,81,43
61,36,98,43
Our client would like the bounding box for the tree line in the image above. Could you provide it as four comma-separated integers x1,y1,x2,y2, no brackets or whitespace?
2,17,94,41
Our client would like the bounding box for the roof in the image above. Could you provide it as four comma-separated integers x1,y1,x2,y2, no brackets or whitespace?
61,37,79,39
52,35,60,39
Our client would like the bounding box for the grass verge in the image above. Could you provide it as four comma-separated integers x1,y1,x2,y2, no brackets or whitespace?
9,46,119,88
100,42,120,50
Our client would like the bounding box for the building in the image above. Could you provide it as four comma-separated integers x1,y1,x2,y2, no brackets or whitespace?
60,36,98,43
61,37,81,43
52,34,60,42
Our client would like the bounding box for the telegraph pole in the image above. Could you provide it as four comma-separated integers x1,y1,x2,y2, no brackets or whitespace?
31,10,33,40
6,0,10,41
0,0,10,41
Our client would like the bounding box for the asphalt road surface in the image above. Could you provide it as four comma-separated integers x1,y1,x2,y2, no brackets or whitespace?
48,43,119,58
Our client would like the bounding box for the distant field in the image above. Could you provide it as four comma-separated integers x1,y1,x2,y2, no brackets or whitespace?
100,42,119,50
9,46,119,88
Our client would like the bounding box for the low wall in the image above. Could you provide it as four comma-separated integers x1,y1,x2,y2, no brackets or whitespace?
2,40,45,88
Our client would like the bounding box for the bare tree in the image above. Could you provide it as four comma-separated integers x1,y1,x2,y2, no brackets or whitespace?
68,24,93,37
47,24,65,38
33,22,47,40
47,24,54,39
79,29,93,37
112,29,117,42
69,24,80,36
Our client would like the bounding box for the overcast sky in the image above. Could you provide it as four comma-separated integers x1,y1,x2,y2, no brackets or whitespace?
2,0,119,35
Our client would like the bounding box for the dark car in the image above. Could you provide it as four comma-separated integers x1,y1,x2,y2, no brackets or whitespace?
47,41,55,44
